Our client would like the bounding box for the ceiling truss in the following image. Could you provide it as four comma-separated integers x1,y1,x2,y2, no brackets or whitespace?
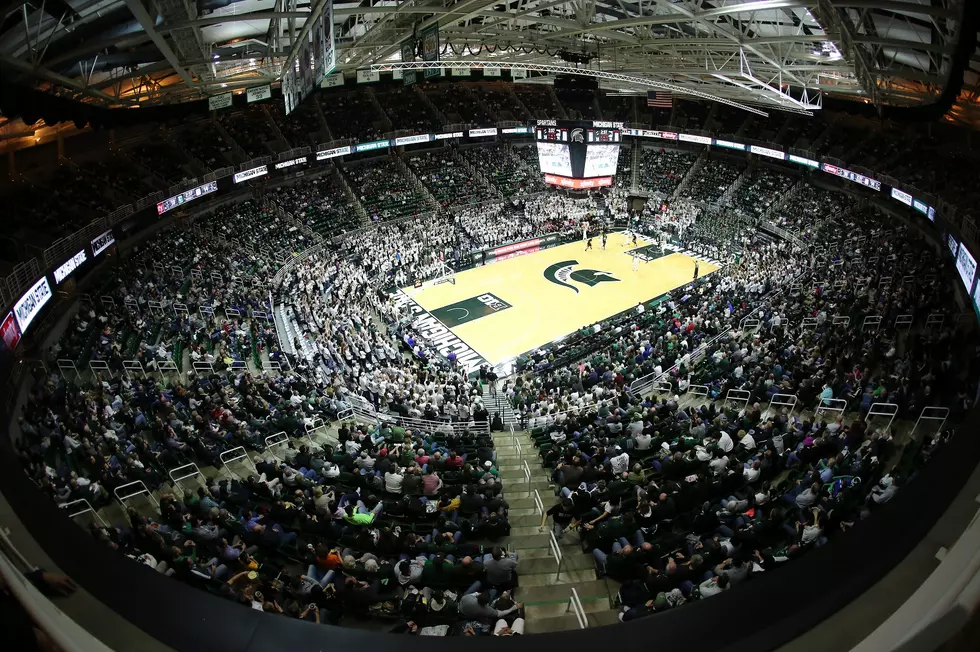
0,0,971,119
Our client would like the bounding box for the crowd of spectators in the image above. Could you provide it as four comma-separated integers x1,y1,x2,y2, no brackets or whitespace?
345,160,430,223
730,168,798,220
377,87,444,132
276,174,363,238
7,89,979,638
172,120,238,168
126,142,193,185
682,157,745,205
318,91,385,141
407,152,496,209
457,145,545,198
772,184,857,235
427,89,494,124
219,107,282,159
478,87,528,121
636,147,699,196
268,99,326,149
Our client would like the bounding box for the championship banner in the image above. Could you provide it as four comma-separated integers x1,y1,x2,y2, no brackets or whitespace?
401,39,416,63
403,71,418,87
299,37,314,97
393,69,403,80
451,66,471,77
246,85,272,103
511,68,527,79
312,15,326,85
323,0,336,77
483,67,501,77
357,69,380,84
322,72,344,88
312,1,336,85
208,93,233,111
421,25,440,62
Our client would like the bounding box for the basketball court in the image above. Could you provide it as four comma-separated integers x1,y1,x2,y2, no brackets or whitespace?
400,232,722,368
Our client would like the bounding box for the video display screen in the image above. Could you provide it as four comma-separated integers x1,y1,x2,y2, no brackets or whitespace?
156,181,219,215
536,142,573,177
583,145,620,178
956,243,977,291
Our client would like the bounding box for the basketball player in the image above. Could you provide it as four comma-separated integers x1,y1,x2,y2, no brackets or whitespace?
585,237,593,251
631,232,638,247
601,232,608,250
693,261,700,281
632,254,640,272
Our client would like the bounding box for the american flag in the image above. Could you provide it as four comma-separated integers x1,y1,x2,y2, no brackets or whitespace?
648,90,673,108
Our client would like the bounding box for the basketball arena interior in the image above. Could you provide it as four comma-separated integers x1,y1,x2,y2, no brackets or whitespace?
1,1,980,651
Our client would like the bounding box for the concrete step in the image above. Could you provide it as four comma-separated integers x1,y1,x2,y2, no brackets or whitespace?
524,594,613,622
509,513,545,528
518,553,595,575
522,606,622,633
520,578,612,605
517,568,597,588
506,532,552,549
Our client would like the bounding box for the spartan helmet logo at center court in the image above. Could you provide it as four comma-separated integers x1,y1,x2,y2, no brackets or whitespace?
543,260,620,293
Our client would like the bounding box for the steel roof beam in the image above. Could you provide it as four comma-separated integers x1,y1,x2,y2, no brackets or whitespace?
123,0,197,91
0,52,137,105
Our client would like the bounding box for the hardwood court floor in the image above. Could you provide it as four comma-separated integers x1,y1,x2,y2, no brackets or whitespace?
402,232,720,366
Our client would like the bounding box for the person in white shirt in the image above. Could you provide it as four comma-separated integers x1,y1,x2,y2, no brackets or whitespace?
634,432,652,450
709,455,729,476
717,431,734,453
609,447,630,474
743,461,761,483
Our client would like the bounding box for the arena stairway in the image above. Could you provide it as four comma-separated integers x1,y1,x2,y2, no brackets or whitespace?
493,429,622,632
483,390,520,431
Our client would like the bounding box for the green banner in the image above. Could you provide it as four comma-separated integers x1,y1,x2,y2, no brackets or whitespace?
404,70,417,86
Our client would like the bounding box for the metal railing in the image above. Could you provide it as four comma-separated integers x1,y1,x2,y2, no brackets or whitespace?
567,587,588,629
549,530,564,581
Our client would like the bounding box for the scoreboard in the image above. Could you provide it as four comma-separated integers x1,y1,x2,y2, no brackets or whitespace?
535,120,622,186
536,126,568,142
587,128,620,143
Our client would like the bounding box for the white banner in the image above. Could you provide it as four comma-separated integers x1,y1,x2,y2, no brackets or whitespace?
434,131,464,140
91,229,115,256
275,156,308,169
246,85,272,103
678,133,712,145
208,93,233,111
890,187,913,207
749,144,786,160
322,73,344,88
451,66,471,77
316,145,351,160
468,127,498,138
233,165,269,183
394,134,432,146
356,69,380,84
483,67,501,77
14,276,52,333
54,249,87,284
511,68,527,79
393,69,403,80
